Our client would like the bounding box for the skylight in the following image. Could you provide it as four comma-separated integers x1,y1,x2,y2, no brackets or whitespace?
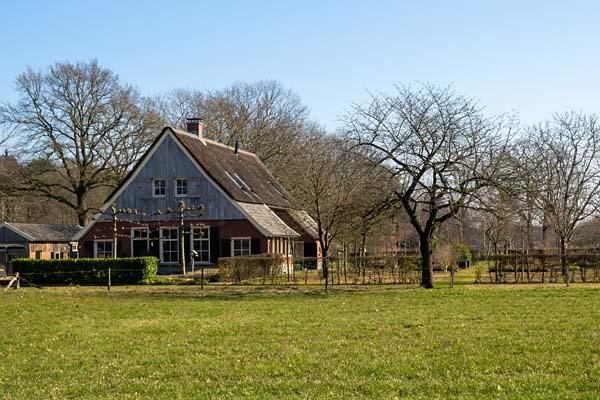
224,171,242,189
234,173,252,191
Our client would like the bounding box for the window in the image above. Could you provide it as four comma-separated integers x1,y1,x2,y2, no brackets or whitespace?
131,228,149,257
234,173,252,191
153,179,166,197
132,228,149,239
175,178,188,197
95,241,113,259
225,171,242,188
232,238,251,257
191,226,210,263
35,250,42,260
70,243,79,259
160,227,179,263
293,241,304,258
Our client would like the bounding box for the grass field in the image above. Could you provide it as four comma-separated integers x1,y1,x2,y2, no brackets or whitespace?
1,280,599,399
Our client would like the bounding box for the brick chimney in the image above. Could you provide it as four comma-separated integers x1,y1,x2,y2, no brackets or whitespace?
185,117,204,138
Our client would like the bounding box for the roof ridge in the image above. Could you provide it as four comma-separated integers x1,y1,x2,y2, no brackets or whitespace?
170,128,258,157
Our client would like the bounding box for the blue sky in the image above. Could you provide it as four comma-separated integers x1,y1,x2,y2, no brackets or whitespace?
1,0,599,129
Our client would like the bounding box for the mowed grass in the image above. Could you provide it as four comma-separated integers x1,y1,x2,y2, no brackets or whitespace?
1,283,599,399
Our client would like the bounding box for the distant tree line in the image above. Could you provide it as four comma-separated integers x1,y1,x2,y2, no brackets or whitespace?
2,59,599,287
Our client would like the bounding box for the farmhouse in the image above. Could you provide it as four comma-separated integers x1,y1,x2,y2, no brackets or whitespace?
0,222,81,274
75,120,320,274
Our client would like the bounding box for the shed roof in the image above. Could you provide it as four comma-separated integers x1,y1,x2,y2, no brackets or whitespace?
270,208,318,241
236,202,299,238
4,223,81,242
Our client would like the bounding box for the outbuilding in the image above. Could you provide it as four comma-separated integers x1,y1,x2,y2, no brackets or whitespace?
0,222,81,274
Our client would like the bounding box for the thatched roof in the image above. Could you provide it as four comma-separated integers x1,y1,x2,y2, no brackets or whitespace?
173,129,297,209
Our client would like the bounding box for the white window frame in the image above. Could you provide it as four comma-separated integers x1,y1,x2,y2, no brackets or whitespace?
153,178,166,198
191,226,210,264
231,237,251,257
94,240,113,259
159,227,179,264
130,227,149,257
175,178,188,197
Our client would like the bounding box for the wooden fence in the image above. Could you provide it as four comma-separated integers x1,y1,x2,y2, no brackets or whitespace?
477,254,600,283
218,255,425,285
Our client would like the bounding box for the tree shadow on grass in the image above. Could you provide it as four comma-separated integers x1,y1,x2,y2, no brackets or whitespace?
46,283,422,302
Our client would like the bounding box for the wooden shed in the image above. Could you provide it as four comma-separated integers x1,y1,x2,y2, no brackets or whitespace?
0,223,81,275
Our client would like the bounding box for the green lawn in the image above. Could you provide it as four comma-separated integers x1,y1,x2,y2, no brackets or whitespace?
1,283,599,399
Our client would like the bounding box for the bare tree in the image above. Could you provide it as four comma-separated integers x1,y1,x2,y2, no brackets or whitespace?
0,153,22,221
472,189,520,254
157,81,311,177
0,60,161,225
286,130,382,289
0,154,76,223
347,84,512,288
524,112,600,284
156,88,205,129
508,142,539,251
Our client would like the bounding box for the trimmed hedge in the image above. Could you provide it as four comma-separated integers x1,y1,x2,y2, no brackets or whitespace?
218,254,288,283
11,257,158,285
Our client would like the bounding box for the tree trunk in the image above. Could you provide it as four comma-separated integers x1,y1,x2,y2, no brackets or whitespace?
323,255,328,291
320,240,328,291
419,237,434,288
76,191,88,226
542,221,548,250
560,236,569,286
526,212,533,252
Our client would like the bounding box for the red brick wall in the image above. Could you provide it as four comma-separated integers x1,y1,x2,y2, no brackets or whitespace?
78,219,268,257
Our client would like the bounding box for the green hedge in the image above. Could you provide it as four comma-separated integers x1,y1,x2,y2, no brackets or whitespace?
11,257,158,285
218,254,288,283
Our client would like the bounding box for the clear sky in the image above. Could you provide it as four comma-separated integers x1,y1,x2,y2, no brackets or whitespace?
1,0,599,130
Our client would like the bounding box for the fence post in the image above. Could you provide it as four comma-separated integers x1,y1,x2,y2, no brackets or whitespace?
107,268,111,291
16,272,20,290
450,266,455,289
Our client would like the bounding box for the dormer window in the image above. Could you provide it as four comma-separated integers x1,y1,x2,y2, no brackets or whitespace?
153,179,166,197
175,178,188,197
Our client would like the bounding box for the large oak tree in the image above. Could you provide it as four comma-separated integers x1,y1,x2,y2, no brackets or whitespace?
157,81,311,178
0,60,161,225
